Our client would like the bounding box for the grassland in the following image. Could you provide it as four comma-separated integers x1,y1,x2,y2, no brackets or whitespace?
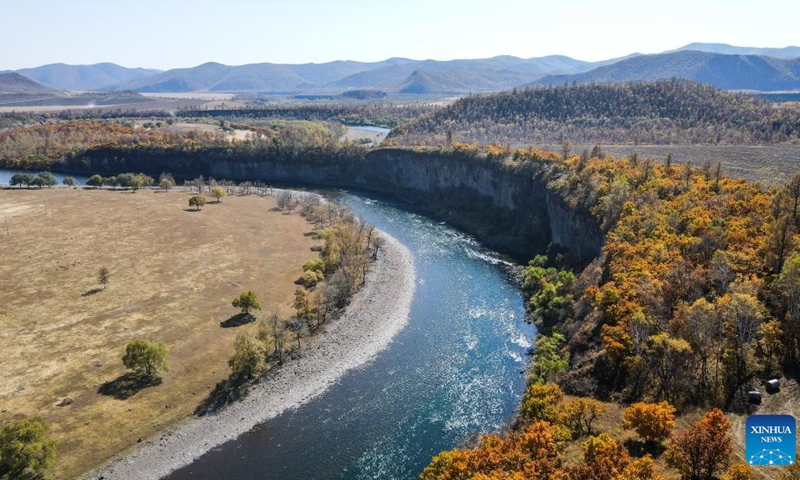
0,187,320,478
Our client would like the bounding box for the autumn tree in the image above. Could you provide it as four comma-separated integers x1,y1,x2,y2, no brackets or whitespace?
723,463,755,480
519,382,564,424
228,332,263,380
232,290,261,315
188,195,205,211
122,339,169,379
665,408,731,480
622,401,676,444
211,186,226,203
563,397,607,437
293,287,312,320
0,416,56,478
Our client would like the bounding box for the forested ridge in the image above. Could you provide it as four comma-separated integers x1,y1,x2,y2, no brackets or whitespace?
390,80,800,146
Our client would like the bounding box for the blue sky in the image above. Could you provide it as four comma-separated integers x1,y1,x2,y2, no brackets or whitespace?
2,0,799,70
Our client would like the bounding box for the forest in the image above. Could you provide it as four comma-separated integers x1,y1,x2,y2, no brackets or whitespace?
419,143,800,479
389,80,800,146
0,118,366,173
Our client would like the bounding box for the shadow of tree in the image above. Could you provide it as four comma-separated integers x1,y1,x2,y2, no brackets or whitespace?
98,373,162,400
82,287,103,297
220,313,256,328
194,378,249,416
624,438,666,458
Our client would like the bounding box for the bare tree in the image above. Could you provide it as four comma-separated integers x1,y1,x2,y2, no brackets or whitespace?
98,267,110,290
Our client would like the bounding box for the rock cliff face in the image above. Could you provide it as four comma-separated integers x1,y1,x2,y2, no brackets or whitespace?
69,147,604,262
206,148,603,263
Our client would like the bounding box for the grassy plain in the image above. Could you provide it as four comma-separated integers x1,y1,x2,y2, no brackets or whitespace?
0,188,319,478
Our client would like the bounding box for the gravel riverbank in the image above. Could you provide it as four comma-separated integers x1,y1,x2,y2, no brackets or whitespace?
83,232,415,480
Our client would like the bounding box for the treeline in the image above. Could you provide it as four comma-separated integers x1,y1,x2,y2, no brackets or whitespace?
0,103,434,129
0,119,367,173
389,80,800,145
221,195,380,391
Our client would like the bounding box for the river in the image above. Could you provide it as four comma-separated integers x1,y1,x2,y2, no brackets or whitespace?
165,191,535,480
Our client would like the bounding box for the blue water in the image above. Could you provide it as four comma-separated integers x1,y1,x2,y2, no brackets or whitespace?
0,169,87,186
165,191,535,480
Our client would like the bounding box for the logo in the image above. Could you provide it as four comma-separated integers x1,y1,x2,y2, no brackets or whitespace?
746,415,796,466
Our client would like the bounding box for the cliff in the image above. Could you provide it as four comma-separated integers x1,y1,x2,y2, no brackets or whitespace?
60,147,604,263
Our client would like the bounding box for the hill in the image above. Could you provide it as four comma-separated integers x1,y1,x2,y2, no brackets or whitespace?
669,42,800,59
11,63,161,91
113,56,609,94
389,79,800,145
532,51,800,91
0,72,54,94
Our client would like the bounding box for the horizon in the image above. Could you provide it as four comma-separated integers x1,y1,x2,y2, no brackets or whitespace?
3,0,800,70
5,42,800,72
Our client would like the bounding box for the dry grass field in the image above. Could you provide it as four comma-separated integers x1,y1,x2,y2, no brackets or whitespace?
0,188,320,478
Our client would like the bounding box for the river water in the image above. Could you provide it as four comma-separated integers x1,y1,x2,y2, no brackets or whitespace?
165,191,535,480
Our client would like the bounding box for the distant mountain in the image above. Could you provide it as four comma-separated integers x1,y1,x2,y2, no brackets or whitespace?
112,56,609,94
532,51,800,91
668,43,800,59
9,44,799,95
10,63,161,91
0,72,53,94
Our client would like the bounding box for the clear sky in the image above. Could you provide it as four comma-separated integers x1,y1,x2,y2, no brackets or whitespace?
3,0,799,70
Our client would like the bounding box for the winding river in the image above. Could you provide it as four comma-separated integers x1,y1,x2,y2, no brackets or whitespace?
0,169,535,480
166,191,535,480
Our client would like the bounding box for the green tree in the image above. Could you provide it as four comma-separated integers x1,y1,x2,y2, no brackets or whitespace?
228,332,263,380
62,176,76,187
36,172,57,188
122,339,169,378
9,174,32,188
232,290,261,315
0,416,56,478
211,186,227,203
188,196,206,211
87,174,104,188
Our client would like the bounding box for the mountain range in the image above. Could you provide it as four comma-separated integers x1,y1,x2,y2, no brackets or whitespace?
2,43,799,96
532,51,800,91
